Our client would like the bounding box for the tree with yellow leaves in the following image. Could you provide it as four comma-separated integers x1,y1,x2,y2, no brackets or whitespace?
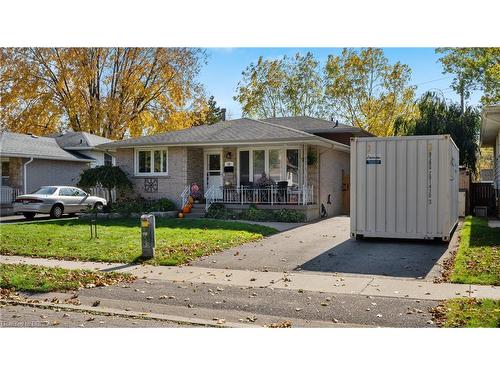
0,48,207,139
324,48,419,136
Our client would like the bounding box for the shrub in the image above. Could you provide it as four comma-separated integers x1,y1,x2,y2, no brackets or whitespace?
110,198,177,216
206,203,231,219
273,209,306,222
206,203,306,223
240,206,274,221
77,166,133,207
149,198,177,212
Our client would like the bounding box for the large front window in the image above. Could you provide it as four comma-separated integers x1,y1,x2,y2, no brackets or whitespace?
239,147,301,186
286,149,299,186
252,150,265,182
136,149,168,175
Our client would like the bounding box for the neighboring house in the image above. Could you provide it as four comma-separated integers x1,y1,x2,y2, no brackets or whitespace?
49,131,115,167
0,131,113,206
480,103,500,216
99,116,374,220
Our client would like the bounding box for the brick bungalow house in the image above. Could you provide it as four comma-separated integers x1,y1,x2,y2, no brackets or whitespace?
99,116,373,220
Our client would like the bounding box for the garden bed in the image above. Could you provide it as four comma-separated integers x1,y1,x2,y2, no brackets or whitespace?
79,211,178,220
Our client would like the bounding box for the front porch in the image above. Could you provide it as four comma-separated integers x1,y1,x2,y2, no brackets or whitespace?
181,144,319,214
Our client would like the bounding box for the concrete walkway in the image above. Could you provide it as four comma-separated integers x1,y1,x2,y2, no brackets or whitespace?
2,255,499,301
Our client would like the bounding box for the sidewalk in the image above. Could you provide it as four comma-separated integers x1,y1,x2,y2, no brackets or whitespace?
2,255,499,301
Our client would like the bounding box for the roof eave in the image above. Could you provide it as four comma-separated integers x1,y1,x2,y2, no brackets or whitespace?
480,105,500,146
0,153,91,162
97,137,321,150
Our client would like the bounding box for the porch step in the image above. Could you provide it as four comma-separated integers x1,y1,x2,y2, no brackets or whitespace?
184,212,206,219
191,203,205,208
182,203,206,219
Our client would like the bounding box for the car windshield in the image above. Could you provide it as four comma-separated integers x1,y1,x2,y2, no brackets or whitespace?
31,187,57,195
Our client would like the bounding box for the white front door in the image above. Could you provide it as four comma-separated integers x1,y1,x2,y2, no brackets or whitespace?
206,152,223,198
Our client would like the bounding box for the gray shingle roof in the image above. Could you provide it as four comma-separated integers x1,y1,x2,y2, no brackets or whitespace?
264,116,374,136
99,118,317,149
0,132,91,162
50,131,111,149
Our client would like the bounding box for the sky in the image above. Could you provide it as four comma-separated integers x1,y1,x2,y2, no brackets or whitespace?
198,48,482,119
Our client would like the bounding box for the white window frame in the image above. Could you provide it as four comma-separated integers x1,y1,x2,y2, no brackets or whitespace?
203,148,223,192
134,148,169,176
236,146,302,186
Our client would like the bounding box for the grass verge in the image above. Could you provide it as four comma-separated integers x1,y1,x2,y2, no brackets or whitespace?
432,298,500,327
0,218,278,266
450,216,499,285
0,263,135,293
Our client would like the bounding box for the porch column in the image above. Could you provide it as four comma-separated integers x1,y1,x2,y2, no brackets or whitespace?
303,144,308,187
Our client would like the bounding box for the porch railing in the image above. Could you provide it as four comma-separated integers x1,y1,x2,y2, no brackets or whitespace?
180,185,190,209
1,186,21,205
205,185,314,211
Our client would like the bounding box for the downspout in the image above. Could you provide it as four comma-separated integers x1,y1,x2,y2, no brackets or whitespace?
23,157,34,194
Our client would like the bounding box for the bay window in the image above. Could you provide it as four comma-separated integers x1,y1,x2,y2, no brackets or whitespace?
136,148,168,175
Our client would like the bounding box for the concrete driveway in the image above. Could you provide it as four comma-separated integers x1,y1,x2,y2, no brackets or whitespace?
192,216,450,280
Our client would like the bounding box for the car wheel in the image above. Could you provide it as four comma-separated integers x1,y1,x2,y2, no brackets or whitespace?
23,212,36,220
94,202,104,211
50,204,64,219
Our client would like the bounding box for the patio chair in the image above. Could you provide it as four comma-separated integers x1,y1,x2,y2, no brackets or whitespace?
276,181,289,203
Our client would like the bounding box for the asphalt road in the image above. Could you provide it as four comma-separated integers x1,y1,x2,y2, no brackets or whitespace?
73,279,439,327
0,213,79,224
0,303,188,328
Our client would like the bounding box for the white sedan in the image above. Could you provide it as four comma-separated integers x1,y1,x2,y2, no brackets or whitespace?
13,186,107,219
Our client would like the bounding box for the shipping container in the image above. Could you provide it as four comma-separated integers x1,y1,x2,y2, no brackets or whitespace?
350,135,459,241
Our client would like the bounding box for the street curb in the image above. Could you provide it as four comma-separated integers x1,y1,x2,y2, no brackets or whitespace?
0,299,251,328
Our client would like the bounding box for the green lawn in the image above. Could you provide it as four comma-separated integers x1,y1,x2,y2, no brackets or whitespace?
433,298,500,328
0,263,135,293
450,216,500,286
0,218,277,266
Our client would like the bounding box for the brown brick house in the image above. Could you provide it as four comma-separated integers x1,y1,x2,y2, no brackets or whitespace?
99,116,373,220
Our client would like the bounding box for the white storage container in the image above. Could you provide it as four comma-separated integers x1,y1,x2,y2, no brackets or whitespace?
350,135,459,241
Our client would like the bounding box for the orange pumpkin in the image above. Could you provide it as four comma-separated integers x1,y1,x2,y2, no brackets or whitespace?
178,212,184,218
182,206,191,213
